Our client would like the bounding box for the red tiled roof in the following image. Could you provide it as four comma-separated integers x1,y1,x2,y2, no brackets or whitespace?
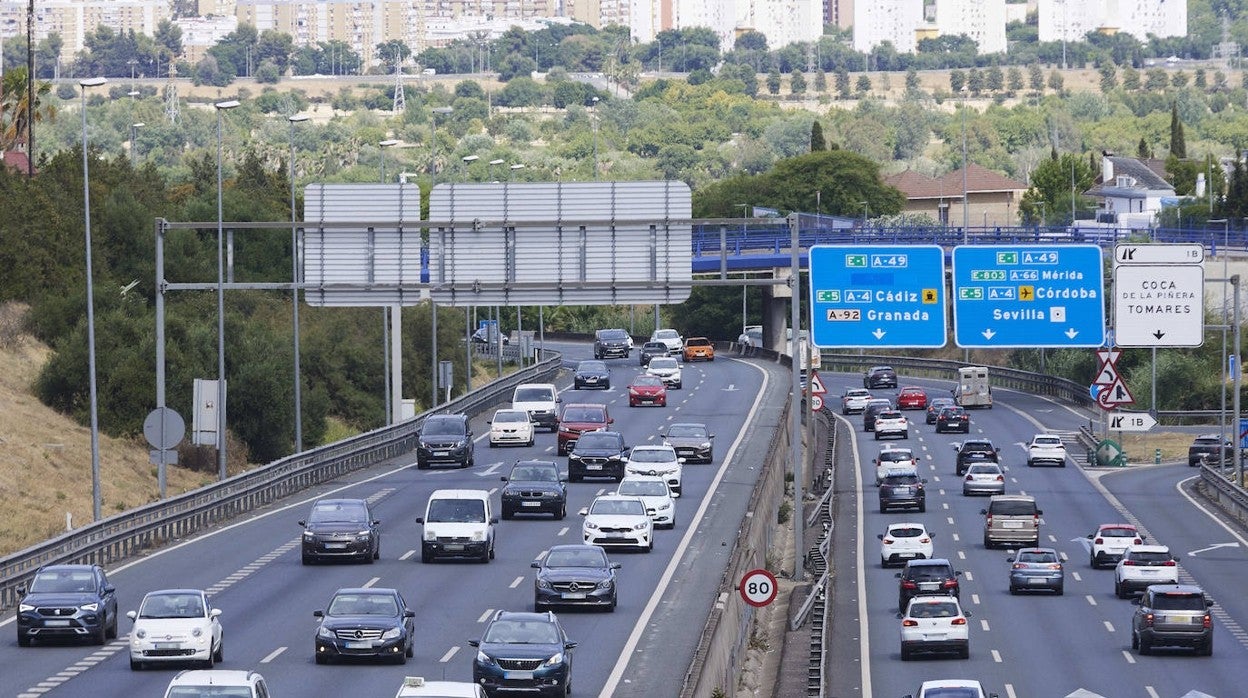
2,151,32,174
886,164,1027,200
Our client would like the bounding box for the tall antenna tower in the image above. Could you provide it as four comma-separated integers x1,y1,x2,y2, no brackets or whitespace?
164,63,180,124
392,54,406,113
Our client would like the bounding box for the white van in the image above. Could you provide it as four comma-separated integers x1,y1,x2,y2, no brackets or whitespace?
512,383,560,432
415,489,496,563
954,366,992,408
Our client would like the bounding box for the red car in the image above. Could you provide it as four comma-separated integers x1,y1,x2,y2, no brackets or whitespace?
897,387,928,410
557,403,613,455
628,375,668,407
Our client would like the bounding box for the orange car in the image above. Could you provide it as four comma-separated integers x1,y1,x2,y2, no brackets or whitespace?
682,337,715,362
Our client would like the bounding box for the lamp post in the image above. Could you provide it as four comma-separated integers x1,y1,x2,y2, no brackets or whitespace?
288,113,309,452
1212,218,1230,450
509,163,525,180
591,96,600,180
859,200,869,227
488,158,505,182
1037,201,1046,227
735,204,749,335
961,86,969,243
430,105,452,408
130,122,144,167
462,154,479,180
1060,0,1068,71
379,139,399,183
214,99,240,480
80,76,106,521
378,138,399,424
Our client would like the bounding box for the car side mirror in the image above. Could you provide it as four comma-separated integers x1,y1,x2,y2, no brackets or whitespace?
501,476,508,482
486,420,493,425
611,563,622,570
556,397,563,403
403,610,415,618
313,610,324,618
1131,597,1141,605
415,517,425,524
564,641,578,650
103,585,115,594
1172,556,1180,561
531,561,541,569
298,520,306,527
489,517,499,525
209,608,222,618
950,443,960,450
955,570,964,576
964,610,973,618
1036,510,1044,515
607,417,614,423
1086,534,1093,539
468,639,480,648
895,612,904,619
579,508,589,516
372,520,380,526
1141,534,1148,540
877,534,884,540
979,509,988,515
1206,599,1215,607
126,610,137,620
894,572,902,578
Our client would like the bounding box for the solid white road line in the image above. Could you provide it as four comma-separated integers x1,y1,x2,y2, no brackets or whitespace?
440,646,460,663
260,647,286,663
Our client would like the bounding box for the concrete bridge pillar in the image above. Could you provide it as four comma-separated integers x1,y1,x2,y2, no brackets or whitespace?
762,268,792,351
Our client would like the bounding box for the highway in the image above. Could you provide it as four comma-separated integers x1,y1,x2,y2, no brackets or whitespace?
3,342,791,698
824,373,1248,698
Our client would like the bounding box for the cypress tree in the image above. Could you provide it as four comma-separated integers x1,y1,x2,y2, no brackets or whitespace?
1170,102,1187,159
1137,137,1150,159
810,121,826,151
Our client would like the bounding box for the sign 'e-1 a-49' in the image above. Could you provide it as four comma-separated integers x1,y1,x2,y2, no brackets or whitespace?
808,245,946,348
951,245,1105,348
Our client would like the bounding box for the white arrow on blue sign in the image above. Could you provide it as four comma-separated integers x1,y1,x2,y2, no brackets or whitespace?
807,245,947,349
951,244,1106,348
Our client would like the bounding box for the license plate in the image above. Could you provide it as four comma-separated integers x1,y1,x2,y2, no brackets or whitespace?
1002,521,1024,529
606,534,627,539
918,582,939,591
522,501,541,507
325,543,347,549
435,450,450,456
587,464,603,471
505,671,534,681
922,633,947,640
44,620,71,627
1140,569,1157,575
562,592,587,600
1028,578,1046,584
154,642,180,649
345,641,371,649
443,544,464,551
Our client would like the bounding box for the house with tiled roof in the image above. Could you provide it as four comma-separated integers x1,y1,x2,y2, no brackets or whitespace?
1,150,32,175
883,163,1027,227
1083,155,1175,227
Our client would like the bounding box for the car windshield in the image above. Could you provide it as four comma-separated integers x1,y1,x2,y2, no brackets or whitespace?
930,398,953,408
598,330,627,340
575,433,618,449
618,480,669,496
590,499,646,516
328,593,398,616
649,358,678,370
1017,551,1057,563
906,565,952,581
493,410,529,424
29,570,96,594
514,387,554,402
630,449,676,463
667,425,707,438
308,502,368,524
510,465,557,482
484,620,560,644
562,407,605,422
1100,527,1137,537
427,499,486,523
166,689,254,698
989,501,1035,516
139,592,204,619
964,442,994,452
1130,551,1174,563
577,361,607,372
846,389,870,398
687,338,710,346
889,527,925,538
1152,594,1207,611
908,601,959,618
632,376,664,387
884,475,920,486
423,419,465,436
879,451,914,463
1033,437,1062,446
967,464,1000,475
877,411,903,420
655,330,679,340
940,407,965,416
545,549,608,569
644,342,667,350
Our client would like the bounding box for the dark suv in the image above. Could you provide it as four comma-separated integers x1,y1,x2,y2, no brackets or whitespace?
895,558,962,612
934,405,970,433
1132,585,1215,656
864,365,898,389
299,498,381,565
954,439,999,476
501,460,567,519
1188,434,1232,467
17,564,118,645
416,414,474,469
593,328,632,359
862,398,893,432
567,430,628,482
471,610,576,698
639,341,669,366
879,469,926,513
557,403,613,455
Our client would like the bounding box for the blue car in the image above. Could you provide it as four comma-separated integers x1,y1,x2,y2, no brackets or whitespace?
471,610,576,698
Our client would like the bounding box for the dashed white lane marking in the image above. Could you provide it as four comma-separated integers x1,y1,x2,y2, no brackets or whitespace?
1122,650,1136,664
1071,571,1081,582
991,649,1002,663
440,646,460,663
557,527,569,536
1144,686,1157,697
510,576,525,588
964,571,974,582
363,577,380,588
980,619,990,632
970,593,980,605
1086,595,1098,606
1005,685,1018,698
400,550,415,560
957,550,966,560
946,517,955,525
261,646,286,663
535,550,549,561
477,609,495,623
1103,621,1115,633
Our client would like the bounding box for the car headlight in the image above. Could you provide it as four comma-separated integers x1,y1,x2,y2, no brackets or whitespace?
544,652,564,666
633,522,649,530
597,579,614,589
471,531,485,542
656,502,671,511
19,603,33,612
381,627,401,640
356,531,372,540
135,628,147,639
192,627,203,638
424,530,437,541
318,625,334,639
79,602,100,612
568,453,582,463
585,521,599,530
537,579,552,589
476,650,493,665
701,442,712,449
303,531,315,539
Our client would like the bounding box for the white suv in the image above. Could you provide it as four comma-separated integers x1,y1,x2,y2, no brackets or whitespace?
1087,523,1145,568
645,357,683,389
650,328,684,355
164,670,269,698
874,446,918,486
1114,545,1179,598
1026,434,1067,467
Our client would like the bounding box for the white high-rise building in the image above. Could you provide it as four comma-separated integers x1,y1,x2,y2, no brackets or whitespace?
852,0,924,53
1038,0,1186,43
935,0,1007,55
628,0,822,52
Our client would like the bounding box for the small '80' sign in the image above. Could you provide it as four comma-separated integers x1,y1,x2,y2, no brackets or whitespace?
739,568,778,608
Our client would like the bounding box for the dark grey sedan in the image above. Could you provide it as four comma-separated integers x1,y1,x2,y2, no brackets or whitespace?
573,360,611,390
660,422,714,464
532,544,621,612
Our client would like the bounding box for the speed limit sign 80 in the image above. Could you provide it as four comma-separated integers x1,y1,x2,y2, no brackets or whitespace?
739,568,779,608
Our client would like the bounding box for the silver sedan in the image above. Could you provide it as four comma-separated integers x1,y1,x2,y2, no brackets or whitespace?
961,463,1005,496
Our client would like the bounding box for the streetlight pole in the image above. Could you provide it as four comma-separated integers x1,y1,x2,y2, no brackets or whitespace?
378,138,399,424
379,139,399,184
509,163,525,180
489,158,504,182
430,106,452,408
130,122,144,167
735,203,749,336
80,76,106,521
961,87,969,243
214,99,240,480
859,200,869,227
591,96,600,180
288,114,309,452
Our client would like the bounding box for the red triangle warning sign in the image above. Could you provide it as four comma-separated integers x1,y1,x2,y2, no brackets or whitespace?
808,369,827,396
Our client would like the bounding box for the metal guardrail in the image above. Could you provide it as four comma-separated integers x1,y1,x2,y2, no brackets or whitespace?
0,350,562,611
1197,464,1248,527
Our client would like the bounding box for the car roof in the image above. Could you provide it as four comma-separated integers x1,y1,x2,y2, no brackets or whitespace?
144,588,207,597
545,544,608,555
168,670,262,687
396,677,481,697
631,444,675,452
312,497,368,507
1145,584,1205,595
906,557,951,567
900,386,924,392
883,466,918,476
1097,523,1137,530
332,587,398,595
669,422,707,429
38,564,99,573
990,494,1033,501
886,521,927,530
1126,544,1170,553
428,489,491,501
592,494,646,504
1013,547,1058,554
514,459,557,468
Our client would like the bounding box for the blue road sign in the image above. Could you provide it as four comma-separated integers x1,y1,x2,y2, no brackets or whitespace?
808,245,946,348
952,244,1106,348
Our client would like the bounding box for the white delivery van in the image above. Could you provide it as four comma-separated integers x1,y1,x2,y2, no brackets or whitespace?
415,489,496,563
954,366,992,408
512,383,560,432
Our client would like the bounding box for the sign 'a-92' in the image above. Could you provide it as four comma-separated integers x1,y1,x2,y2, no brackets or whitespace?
808,245,947,348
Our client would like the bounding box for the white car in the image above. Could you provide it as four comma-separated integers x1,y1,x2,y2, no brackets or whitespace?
128,589,223,671
1087,523,1146,568
878,522,934,567
1114,545,1179,598
645,357,683,389
487,408,534,448
841,388,872,414
650,328,684,355
1026,433,1067,467
165,670,270,698
396,676,486,698
579,495,653,551
615,475,677,529
874,446,918,485
872,410,909,440
899,595,971,660
961,463,1006,496
903,680,997,698
624,444,684,495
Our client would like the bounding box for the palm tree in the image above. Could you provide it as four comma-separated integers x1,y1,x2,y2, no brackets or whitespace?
0,68,56,153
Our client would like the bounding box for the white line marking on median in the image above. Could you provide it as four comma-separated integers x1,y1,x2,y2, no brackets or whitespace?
440,646,460,663
261,647,286,663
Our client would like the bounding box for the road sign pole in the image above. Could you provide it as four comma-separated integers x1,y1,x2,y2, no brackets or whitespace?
789,213,804,582
1235,275,1242,485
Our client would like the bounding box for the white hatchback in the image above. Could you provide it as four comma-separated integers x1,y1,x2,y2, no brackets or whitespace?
615,475,677,528
1114,545,1180,598
488,408,535,448
646,357,683,389
579,495,653,551
899,595,971,660
875,446,918,486
128,589,223,671
624,445,684,495
878,522,934,567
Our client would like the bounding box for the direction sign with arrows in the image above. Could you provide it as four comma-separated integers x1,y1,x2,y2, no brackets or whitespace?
1107,412,1156,431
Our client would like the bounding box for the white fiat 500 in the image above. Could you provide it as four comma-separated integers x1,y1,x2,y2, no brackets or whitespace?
128,589,223,670
488,408,535,448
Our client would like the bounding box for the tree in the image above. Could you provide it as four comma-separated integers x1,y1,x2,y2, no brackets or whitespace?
855,74,872,94
1121,66,1140,90
1145,68,1169,91
790,69,806,95
1137,137,1151,158
967,68,984,95
1047,70,1064,93
810,120,826,151
1007,66,1024,93
766,68,781,95
497,52,537,82
1028,64,1044,92
1194,68,1207,90
813,69,827,93
1099,63,1117,93
0,68,55,153
1172,70,1190,88
985,65,1004,93
256,30,293,74
1170,102,1186,158
949,69,966,93
836,68,851,99
1018,152,1096,225
905,68,920,91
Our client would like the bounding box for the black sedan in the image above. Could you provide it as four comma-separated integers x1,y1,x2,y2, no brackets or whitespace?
300,498,381,564
660,422,715,464
471,610,576,697
314,587,415,664
532,544,621,612
501,460,568,520
638,341,669,366
573,360,611,390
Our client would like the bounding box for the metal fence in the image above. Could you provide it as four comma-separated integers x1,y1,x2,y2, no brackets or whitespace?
0,350,562,611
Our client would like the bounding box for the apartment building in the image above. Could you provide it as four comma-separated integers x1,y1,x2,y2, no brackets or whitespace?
627,0,821,52
852,0,924,53
1037,0,1186,43
935,0,1007,55
0,0,170,61
566,0,633,29
238,0,428,65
